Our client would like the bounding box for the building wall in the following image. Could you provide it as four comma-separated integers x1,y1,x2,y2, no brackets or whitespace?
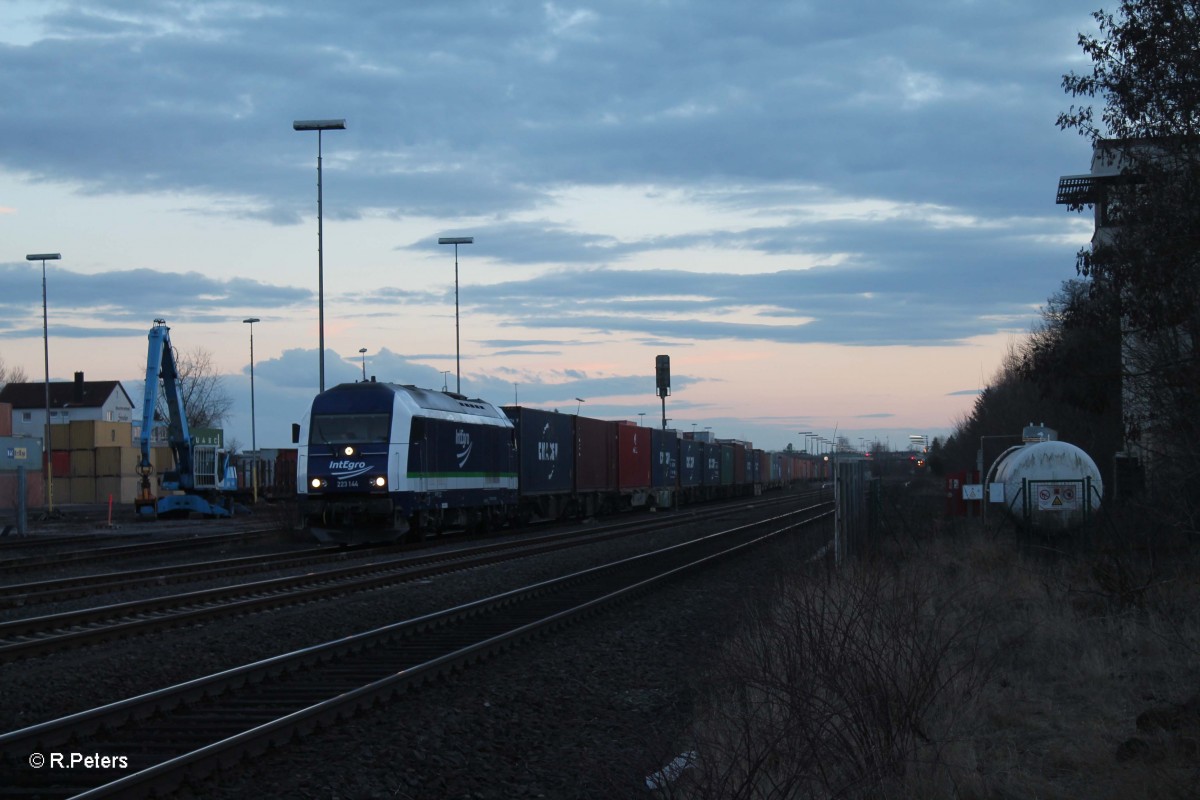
7,392,133,440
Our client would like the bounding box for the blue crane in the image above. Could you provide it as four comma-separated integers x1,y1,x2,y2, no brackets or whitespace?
135,319,237,518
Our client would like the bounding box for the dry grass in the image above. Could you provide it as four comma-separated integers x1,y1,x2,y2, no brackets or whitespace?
660,513,1200,799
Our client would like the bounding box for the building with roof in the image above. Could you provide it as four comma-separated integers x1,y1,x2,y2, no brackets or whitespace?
0,371,135,442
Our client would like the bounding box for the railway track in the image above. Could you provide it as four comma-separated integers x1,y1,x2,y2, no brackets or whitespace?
0,543,362,608
0,526,286,577
0,490,812,608
0,502,831,798
0,494,826,663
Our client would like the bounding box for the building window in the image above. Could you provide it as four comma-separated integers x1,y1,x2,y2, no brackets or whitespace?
22,411,31,422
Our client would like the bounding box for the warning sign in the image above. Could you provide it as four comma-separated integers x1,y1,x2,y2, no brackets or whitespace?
1037,483,1079,511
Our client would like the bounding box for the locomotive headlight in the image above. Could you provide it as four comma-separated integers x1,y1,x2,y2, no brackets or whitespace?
310,477,326,489
373,476,387,488
342,445,355,457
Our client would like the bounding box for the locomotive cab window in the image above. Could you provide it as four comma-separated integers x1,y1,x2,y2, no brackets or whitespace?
309,413,391,444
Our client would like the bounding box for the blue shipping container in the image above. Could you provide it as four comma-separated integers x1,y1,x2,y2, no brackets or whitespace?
651,428,678,488
679,438,701,487
504,407,574,494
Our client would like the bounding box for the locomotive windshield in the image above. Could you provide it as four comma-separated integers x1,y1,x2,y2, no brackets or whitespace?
309,413,391,445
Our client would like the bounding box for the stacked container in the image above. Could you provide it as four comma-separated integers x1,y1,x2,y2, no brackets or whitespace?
616,422,651,504
575,416,617,494
650,427,678,508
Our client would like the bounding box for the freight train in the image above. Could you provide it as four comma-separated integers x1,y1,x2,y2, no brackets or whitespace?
296,381,826,543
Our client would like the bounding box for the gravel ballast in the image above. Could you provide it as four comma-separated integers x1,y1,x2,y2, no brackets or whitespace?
202,526,828,798
2,499,830,798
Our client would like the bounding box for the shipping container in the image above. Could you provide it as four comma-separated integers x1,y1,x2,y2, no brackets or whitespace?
154,446,175,473
0,470,44,511
617,422,651,491
504,407,575,495
274,448,298,496
69,420,133,449
575,415,617,493
49,450,70,477
1,436,42,472
69,449,96,477
700,441,721,487
69,476,97,504
50,424,71,450
95,446,143,476
235,448,298,500
650,428,678,489
679,437,701,488
238,451,270,492
725,441,746,485
0,402,11,437
719,443,735,486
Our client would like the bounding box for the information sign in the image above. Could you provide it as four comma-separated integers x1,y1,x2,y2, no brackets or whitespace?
1036,482,1079,511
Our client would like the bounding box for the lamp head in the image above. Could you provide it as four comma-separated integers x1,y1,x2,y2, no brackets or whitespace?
293,119,346,131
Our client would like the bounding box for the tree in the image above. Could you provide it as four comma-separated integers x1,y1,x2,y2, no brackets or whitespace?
0,356,28,389
1059,1,1200,514
1059,1,1200,333
146,345,234,433
940,288,1123,486
1019,280,1123,445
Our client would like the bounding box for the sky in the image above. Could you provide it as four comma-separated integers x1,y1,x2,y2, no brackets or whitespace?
0,0,1101,454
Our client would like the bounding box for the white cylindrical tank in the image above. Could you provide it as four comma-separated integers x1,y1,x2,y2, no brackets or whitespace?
992,440,1103,530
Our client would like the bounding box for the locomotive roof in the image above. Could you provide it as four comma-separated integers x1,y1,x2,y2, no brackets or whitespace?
395,384,505,418
318,381,505,420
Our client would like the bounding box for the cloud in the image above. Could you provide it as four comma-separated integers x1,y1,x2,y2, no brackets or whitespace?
0,0,1101,453
0,2,1095,220
0,264,311,334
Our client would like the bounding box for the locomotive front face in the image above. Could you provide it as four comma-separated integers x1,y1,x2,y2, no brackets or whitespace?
304,386,394,499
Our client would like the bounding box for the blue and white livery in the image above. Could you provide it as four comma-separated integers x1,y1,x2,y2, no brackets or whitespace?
298,381,517,542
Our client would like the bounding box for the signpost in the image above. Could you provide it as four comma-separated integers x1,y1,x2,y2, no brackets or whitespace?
1036,482,1079,511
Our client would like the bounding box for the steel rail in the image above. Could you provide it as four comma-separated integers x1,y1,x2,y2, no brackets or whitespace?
0,526,282,575
0,544,356,607
0,497,830,663
0,490,808,607
0,505,831,798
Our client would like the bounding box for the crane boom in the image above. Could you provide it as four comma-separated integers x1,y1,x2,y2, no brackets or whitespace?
135,319,236,518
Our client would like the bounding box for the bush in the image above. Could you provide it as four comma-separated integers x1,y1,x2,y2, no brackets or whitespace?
670,548,991,799
661,523,1200,799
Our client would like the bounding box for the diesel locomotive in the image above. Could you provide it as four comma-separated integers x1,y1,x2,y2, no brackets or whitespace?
297,381,827,543
297,381,516,542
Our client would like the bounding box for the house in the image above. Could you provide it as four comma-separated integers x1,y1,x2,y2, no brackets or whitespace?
0,372,135,442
